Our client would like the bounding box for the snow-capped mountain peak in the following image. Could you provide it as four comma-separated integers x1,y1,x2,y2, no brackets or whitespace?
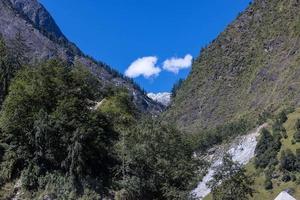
147,92,171,107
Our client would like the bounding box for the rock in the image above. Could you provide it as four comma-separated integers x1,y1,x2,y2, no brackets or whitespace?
192,123,267,199
0,0,163,115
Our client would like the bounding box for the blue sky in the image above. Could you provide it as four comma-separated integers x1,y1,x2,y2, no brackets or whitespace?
39,0,251,93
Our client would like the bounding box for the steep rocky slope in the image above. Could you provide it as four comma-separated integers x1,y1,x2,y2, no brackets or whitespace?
165,0,300,133
0,0,163,114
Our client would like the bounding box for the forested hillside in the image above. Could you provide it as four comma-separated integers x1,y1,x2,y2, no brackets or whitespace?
0,0,163,115
165,0,300,133
2,0,300,199
0,37,202,199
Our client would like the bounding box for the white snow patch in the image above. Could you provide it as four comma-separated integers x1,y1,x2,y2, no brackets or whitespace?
147,92,171,106
192,123,268,199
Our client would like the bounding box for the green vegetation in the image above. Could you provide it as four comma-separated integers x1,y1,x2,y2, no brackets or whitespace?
165,0,300,134
0,33,27,106
171,78,184,98
293,119,300,142
209,155,254,200
244,108,300,200
192,119,253,152
115,119,202,200
254,128,281,169
0,44,201,199
0,60,118,198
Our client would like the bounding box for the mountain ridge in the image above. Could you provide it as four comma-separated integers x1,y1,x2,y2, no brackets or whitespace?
0,0,164,114
164,0,300,133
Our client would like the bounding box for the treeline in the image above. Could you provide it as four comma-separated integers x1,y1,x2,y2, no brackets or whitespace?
0,35,201,199
193,119,253,152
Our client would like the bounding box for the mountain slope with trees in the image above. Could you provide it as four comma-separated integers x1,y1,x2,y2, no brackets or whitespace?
165,0,300,133
0,0,163,115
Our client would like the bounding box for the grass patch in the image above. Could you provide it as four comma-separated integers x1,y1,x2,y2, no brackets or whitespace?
204,108,300,200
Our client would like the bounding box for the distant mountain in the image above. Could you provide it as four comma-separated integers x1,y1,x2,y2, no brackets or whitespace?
0,0,164,114
164,0,300,133
148,92,171,107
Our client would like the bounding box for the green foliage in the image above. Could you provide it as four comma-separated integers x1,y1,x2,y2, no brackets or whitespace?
209,154,254,200
21,163,40,190
171,78,184,98
165,0,300,135
277,111,288,125
294,119,300,142
195,119,252,152
281,172,291,182
99,88,137,125
280,149,296,172
264,178,273,190
0,60,118,198
257,110,271,125
254,128,281,168
0,33,28,106
118,119,201,200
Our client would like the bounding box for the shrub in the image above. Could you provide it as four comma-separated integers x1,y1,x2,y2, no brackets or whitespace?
255,129,281,168
196,119,252,152
282,173,291,182
264,178,273,190
295,119,300,130
296,177,300,185
291,174,297,182
280,149,296,171
21,163,40,190
294,130,300,142
277,111,288,124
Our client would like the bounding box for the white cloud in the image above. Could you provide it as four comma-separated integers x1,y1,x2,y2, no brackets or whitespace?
125,56,161,78
163,54,193,74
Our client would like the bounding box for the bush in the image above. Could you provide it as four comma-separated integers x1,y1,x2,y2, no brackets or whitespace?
291,174,297,182
282,173,291,182
264,178,273,190
257,110,271,125
294,130,300,142
280,149,296,171
278,111,288,124
295,119,300,130
255,129,281,168
296,177,300,185
21,163,40,190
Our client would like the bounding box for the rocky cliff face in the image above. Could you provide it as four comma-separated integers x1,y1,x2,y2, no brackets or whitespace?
0,0,163,114
165,0,300,133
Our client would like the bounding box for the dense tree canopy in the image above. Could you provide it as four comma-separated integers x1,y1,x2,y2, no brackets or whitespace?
117,119,201,200
0,60,118,198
